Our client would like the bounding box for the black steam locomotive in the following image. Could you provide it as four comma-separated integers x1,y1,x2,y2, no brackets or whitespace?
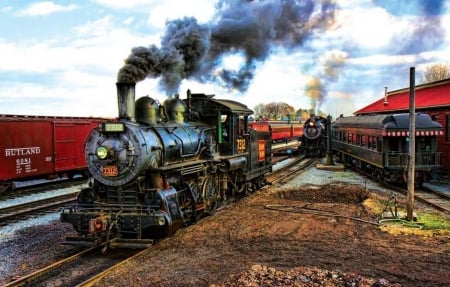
61,82,272,248
298,115,328,156
331,113,443,186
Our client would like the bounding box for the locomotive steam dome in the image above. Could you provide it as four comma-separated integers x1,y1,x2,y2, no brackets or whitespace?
164,96,187,124
135,96,160,124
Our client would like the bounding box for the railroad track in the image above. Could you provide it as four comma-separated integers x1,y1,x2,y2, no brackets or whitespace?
0,192,78,226
268,155,317,185
0,177,87,202
4,246,142,287
388,184,450,214
339,161,450,214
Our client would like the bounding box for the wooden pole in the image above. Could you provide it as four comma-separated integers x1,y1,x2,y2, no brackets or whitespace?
406,67,416,221
324,114,334,165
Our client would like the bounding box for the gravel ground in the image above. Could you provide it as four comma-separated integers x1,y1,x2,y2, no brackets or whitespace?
0,213,80,285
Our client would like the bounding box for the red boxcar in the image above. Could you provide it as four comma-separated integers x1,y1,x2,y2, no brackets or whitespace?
0,115,106,192
249,120,304,143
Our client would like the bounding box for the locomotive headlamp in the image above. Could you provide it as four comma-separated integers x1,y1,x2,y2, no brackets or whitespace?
96,146,108,159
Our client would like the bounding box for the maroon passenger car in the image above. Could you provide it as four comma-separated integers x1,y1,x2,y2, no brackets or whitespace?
249,120,303,143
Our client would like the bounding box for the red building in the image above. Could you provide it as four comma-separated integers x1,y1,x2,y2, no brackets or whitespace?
354,78,450,173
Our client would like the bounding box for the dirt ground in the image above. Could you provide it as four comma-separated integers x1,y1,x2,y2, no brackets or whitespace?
94,181,450,287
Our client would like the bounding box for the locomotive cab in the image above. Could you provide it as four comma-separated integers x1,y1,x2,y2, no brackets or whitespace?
186,93,252,156
217,113,248,155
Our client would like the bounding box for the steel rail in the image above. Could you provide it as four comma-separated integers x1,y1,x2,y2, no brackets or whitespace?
4,246,101,287
0,192,78,223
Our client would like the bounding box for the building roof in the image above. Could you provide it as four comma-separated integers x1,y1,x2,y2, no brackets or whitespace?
354,78,450,115
334,113,442,131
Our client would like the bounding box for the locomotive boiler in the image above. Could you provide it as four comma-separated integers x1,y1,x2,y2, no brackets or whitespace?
61,82,272,248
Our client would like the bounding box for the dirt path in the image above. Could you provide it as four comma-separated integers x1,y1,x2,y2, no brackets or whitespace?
95,182,450,287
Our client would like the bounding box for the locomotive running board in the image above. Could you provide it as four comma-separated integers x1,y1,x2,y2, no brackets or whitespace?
62,236,103,247
108,238,154,249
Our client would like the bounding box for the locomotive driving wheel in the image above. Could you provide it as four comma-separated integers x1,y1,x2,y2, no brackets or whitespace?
201,176,219,215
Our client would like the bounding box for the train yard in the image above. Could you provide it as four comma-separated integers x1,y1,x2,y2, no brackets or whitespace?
1,81,449,286
3,0,450,285
0,155,449,286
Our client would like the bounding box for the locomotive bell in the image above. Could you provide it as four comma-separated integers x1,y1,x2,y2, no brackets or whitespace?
135,96,160,125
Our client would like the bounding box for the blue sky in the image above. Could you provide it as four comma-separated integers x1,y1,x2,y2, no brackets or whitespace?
0,0,449,118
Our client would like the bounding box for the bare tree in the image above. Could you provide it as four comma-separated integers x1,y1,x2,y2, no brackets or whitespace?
421,63,450,84
264,102,295,120
252,103,265,120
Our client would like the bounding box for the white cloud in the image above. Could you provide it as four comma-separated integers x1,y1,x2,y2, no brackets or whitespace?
17,1,77,16
0,16,154,74
333,5,399,49
93,0,217,28
92,0,217,28
0,15,156,117
92,0,159,9
146,0,216,28
323,91,357,118
1,6,13,13
0,78,118,117
123,17,135,26
348,54,417,66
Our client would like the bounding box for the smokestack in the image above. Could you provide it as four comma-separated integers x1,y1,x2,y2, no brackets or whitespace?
116,82,136,121
384,86,388,105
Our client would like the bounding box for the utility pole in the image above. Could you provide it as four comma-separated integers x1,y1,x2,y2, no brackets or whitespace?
323,114,334,166
406,67,416,221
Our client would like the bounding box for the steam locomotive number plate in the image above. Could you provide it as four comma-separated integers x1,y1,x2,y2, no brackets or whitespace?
102,165,118,176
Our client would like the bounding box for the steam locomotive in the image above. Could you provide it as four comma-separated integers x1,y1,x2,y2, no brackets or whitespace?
298,115,328,156
331,113,443,186
61,83,272,248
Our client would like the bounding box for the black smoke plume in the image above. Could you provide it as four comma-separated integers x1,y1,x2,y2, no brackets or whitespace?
117,0,336,95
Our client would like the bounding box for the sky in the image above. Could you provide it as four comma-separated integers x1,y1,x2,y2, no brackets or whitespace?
0,0,449,119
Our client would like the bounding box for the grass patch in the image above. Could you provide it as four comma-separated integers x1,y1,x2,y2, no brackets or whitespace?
415,212,450,230
364,191,450,237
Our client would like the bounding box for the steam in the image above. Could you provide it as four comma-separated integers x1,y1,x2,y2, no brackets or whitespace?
305,50,347,114
118,0,336,95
